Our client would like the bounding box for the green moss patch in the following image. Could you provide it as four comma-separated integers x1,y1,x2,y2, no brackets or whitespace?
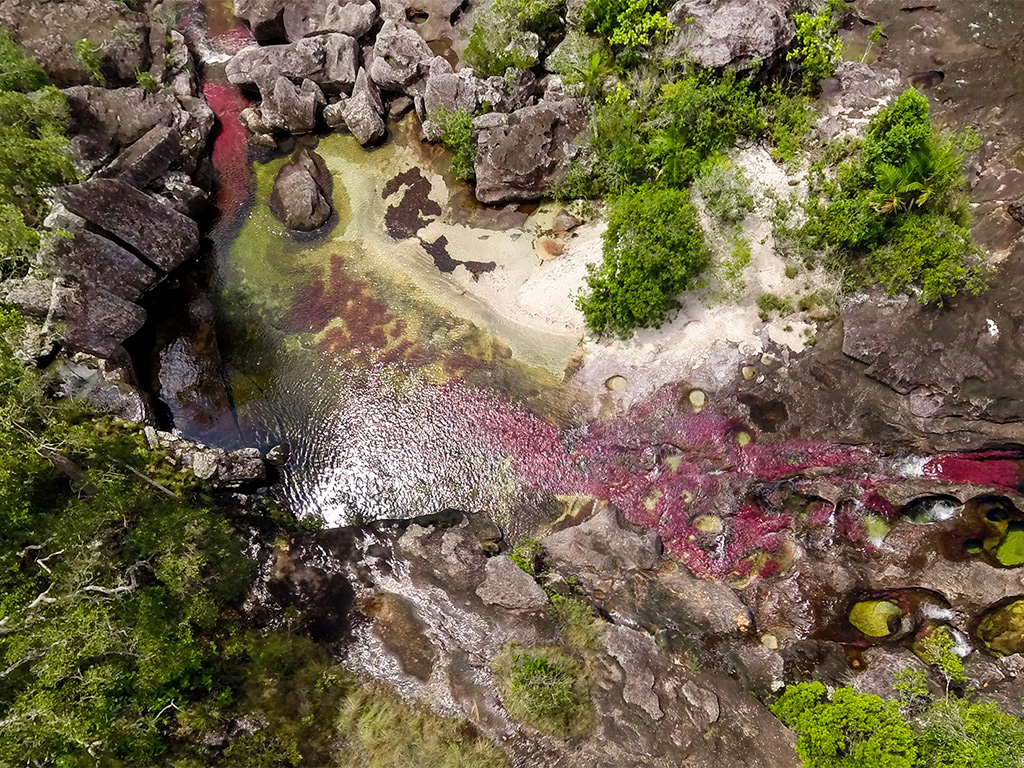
977,599,1024,656
493,645,593,740
849,599,902,637
995,524,1024,567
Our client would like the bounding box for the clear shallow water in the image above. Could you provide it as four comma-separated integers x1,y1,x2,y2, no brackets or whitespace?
183,79,587,530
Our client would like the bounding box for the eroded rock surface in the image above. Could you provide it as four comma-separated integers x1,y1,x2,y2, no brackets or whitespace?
667,0,795,69
474,98,587,203
258,510,799,768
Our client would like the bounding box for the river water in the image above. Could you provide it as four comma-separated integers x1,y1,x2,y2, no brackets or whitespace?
135,5,1024,584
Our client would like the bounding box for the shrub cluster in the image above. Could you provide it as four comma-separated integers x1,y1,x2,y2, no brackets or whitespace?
430,107,478,181
576,186,709,337
771,680,1024,768
0,34,77,274
803,88,987,303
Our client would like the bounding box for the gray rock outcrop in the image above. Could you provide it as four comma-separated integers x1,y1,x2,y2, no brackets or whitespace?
334,68,386,144
259,76,325,134
59,179,200,273
667,0,796,69
0,0,149,86
284,0,378,40
260,511,800,768
233,0,288,41
268,148,334,231
369,19,434,94
474,98,587,203
145,427,268,488
379,0,463,42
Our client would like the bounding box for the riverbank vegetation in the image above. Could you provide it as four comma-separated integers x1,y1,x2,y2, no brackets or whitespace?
771,677,1024,768
453,0,986,336
0,33,78,276
0,304,507,767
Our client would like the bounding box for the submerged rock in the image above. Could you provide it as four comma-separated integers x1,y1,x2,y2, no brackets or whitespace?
269,148,334,232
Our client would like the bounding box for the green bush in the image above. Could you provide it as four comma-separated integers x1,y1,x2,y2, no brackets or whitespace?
0,35,77,274
135,68,160,92
430,107,477,181
697,162,755,228
577,186,709,337
494,646,592,739
804,88,986,304
464,20,539,77
787,0,846,93
73,37,106,86
771,684,918,768
757,292,792,321
772,681,1024,768
582,0,674,62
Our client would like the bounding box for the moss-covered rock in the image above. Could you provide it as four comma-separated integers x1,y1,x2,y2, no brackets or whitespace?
977,599,1024,656
849,600,903,638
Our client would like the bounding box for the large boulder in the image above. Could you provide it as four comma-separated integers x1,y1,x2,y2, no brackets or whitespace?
423,57,481,115
667,0,795,69
473,98,587,204
259,76,325,134
0,0,149,87
283,0,378,40
226,39,326,89
233,0,288,42
58,179,200,273
334,68,386,145
52,231,159,302
97,125,183,190
379,0,463,42
63,86,211,177
268,148,334,231
3,275,148,358
369,20,433,94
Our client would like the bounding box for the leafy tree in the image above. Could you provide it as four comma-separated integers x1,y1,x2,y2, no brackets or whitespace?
576,186,709,336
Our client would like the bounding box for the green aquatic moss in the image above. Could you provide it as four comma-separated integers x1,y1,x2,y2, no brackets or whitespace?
849,600,902,637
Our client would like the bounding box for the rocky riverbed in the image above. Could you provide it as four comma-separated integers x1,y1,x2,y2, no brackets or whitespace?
3,0,1024,765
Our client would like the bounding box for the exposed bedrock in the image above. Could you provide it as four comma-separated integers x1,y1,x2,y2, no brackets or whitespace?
256,508,800,768
268,148,335,231
473,98,587,204
0,0,150,86
234,0,378,42
667,0,796,69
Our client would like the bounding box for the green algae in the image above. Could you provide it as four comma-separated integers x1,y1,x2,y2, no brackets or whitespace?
849,600,902,637
995,525,1024,567
977,599,1024,656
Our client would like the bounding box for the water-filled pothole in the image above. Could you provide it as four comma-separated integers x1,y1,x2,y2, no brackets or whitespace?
900,494,962,524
